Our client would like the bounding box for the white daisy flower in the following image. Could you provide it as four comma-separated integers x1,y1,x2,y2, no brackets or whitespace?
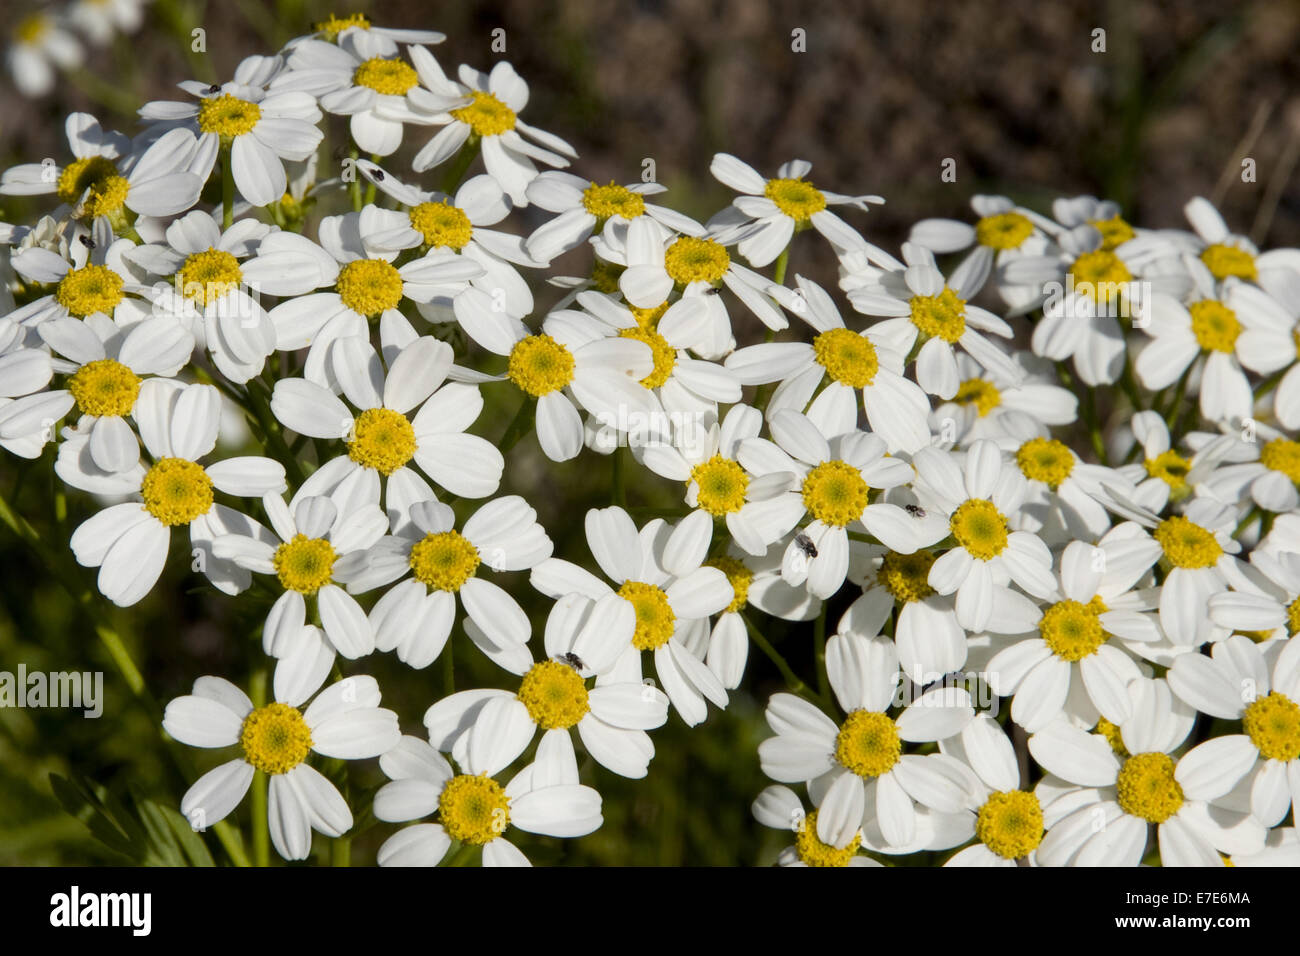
67,0,148,45
751,784,881,867
1226,278,1300,429
998,433,1130,544
0,113,128,203
1182,196,1300,288
374,730,601,867
295,14,444,54
708,153,883,266
67,379,286,606
1195,420,1300,514
1206,547,1300,644
162,671,400,861
6,12,82,98
1113,410,1236,514
929,351,1078,447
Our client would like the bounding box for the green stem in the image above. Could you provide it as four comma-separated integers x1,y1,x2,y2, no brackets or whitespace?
497,394,536,456
740,612,825,707
612,444,626,507
349,148,363,212
221,144,235,230
249,668,269,867
443,842,479,867
772,244,791,287
245,380,307,489
1253,366,1287,400
439,137,482,195
1165,361,1195,435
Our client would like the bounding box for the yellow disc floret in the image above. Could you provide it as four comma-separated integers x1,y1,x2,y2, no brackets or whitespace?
1095,716,1130,756
801,460,869,528
690,455,749,516
506,334,575,397
1242,692,1300,762
974,212,1034,250
1016,437,1075,489
68,358,140,418
763,177,827,223
408,200,473,250
1089,215,1136,251
954,378,1001,417
1260,438,1300,484
336,258,404,316
1200,243,1257,282
581,182,645,221
835,709,901,779
409,530,480,592
273,534,338,594
794,809,861,867
450,91,517,137
240,702,313,775
975,790,1043,859
140,458,213,526
950,498,1009,560
618,580,676,651
1116,751,1184,824
439,774,510,845
353,57,419,95
517,659,590,730
876,550,937,604
314,12,370,40
707,556,752,613
346,407,416,475
1144,449,1190,492
56,155,119,206
56,264,124,318
1189,300,1241,354
76,173,130,218
619,325,674,388
197,94,262,138
179,248,243,306
664,236,730,285
909,287,966,343
1153,516,1222,570
813,327,879,388
1040,597,1108,661
1069,250,1132,305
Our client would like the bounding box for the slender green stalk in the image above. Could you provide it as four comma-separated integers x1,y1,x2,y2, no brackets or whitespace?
221,145,235,230
497,395,536,456
612,444,626,506
349,148,363,212
772,244,791,287
740,612,826,707
439,137,482,195
249,668,269,867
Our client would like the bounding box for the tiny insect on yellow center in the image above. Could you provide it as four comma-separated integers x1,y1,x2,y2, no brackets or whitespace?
240,702,313,774
1116,751,1184,824
794,809,861,867
974,212,1034,250
1153,515,1222,570
273,534,337,594
1069,250,1132,305
618,326,674,388
1200,243,1257,282
876,550,937,604
582,182,645,221
336,258,404,316
1260,438,1300,485
517,659,590,730
409,530,480,592
664,236,730,285
178,248,243,306
975,790,1044,859
689,455,749,517
1242,692,1300,762
1016,437,1075,489
56,264,124,318
346,407,416,476
813,327,879,388
1039,596,1109,661
953,378,1001,417
450,90,517,137
801,460,869,528
197,94,262,138
140,457,213,526
68,358,140,418
950,498,1009,560
835,709,901,779
439,773,510,845
1189,299,1241,354
618,580,676,651
909,286,966,343
1089,215,1136,251
353,57,420,95
506,334,575,397
763,177,827,223
56,155,119,207
408,200,473,250
707,556,752,613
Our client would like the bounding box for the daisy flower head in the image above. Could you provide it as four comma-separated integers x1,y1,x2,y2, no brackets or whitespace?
929,351,1077,448
374,729,601,866
6,11,82,98
1206,545,1300,645
1182,196,1300,289
751,784,881,867
1220,276,1300,430
707,153,883,267
67,0,148,47
0,112,128,204
999,432,1133,544
296,14,445,54
1113,411,1237,514
162,671,400,861
725,274,932,454
67,379,287,606
1194,419,1300,515
408,54,578,207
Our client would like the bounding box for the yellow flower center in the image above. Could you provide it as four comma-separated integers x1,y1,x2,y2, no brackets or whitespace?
812,327,879,388
272,534,337,594
953,378,1001,417
346,407,416,476
240,702,312,775
1200,243,1257,282
1069,250,1132,305
450,91,517,137
140,457,213,526
581,181,645,221
629,302,669,329
408,200,473,250
763,177,827,223
314,12,370,40
353,57,419,95
517,659,590,730
689,455,749,516
1189,299,1241,354
1016,437,1075,489
1144,449,1190,492
178,248,243,306
197,94,262,138
1260,438,1300,484
55,264,124,318
1116,752,1184,824
876,550,937,604
506,334,575,397
974,212,1034,250
439,774,510,845
950,498,1009,560
794,809,861,867
409,530,480,592
1040,596,1109,661
909,287,966,343
707,556,753,613
801,460,869,528
618,580,676,651
1153,516,1222,570
835,709,901,779
619,326,674,388
590,259,623,294
1242,692,1300,762
1089,215,1136,251
68,358,140,418
55,155,119,206
1237,629,1275,644
336,258,404,316
76,174,130,219
1095,716,1130,756
664,236,730,285
1288,597,1300,636
975,790,1044,860
16,14,49,44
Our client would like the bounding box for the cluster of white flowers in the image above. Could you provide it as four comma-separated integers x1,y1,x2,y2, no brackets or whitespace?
6,0,151,97
2,14,1299,867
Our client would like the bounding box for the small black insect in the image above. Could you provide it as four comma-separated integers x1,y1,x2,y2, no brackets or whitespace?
371,168,385,181
794,533,818,559
205,84,221,95
79,235,95,249
702,286,721,296
904,504,926,518
555,652,586,671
